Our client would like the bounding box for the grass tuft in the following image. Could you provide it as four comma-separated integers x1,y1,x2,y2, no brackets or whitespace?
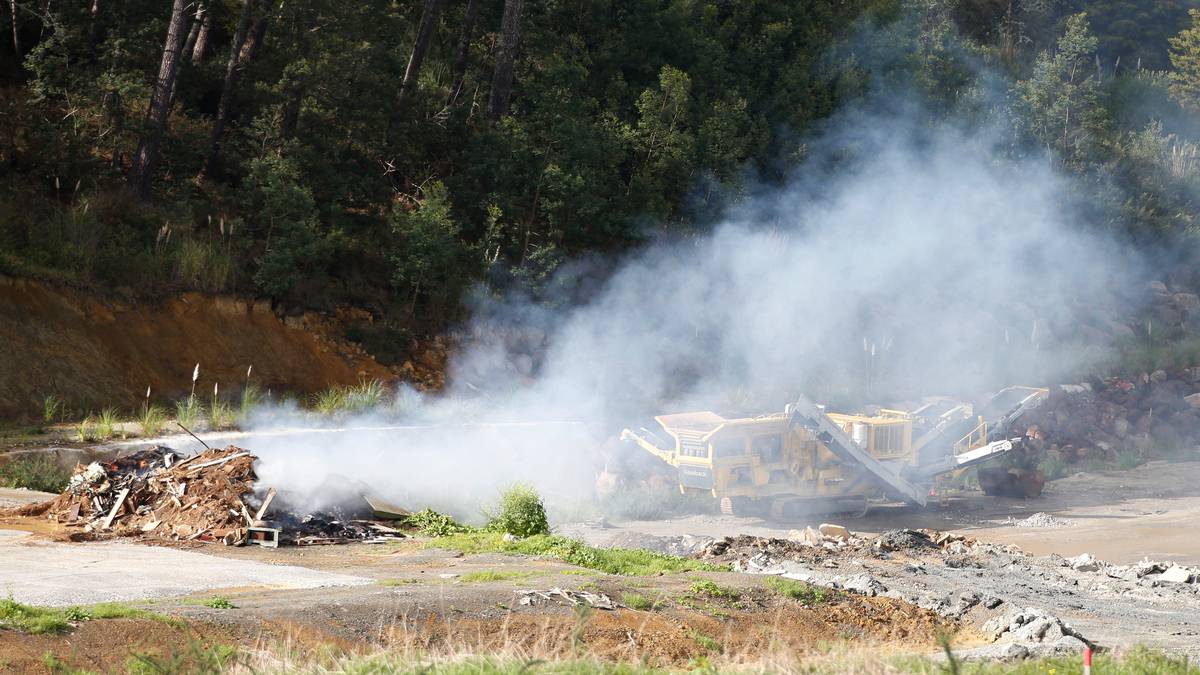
764,576,830,604
426,532,725,576
42,394,64,424
458,570,536,583
0,599,167,635
201,597,236,609
688,578,740,600
175,395,202,429
620,592,656,611
136,403,169,437
96,407,121,440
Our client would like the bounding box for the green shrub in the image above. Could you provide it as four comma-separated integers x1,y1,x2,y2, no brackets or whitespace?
485,483,550,537
688,578,739,600
0,455,71,493
1039,454,1068,481
174,239,235,292
201,597,235,609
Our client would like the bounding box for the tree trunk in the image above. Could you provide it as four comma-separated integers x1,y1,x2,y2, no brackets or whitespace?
9,0,19,57
398,0,443,103
280,79,304,139
445,0,478,105
191,1,213,65
128,0,190,200
196,0,255,182
239,11,268,63
181,1,205,60
488,0,521,122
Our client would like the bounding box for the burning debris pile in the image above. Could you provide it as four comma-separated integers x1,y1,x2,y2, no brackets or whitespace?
1016,370,1200,469
36,445,405,546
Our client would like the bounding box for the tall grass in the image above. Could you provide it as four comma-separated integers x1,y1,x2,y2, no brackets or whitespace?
311,379,389,415
96,407,121,440
42,394,64,424
239,384,264,421
76,415,97,442
174,239,235,292
137,403,169,437
209,396,236,429
176,395,202,429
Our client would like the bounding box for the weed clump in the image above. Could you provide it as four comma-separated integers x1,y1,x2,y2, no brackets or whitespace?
764,576,829,604
486,483,550,537
405,508,473,536
0,455,72,493
426,532,725,576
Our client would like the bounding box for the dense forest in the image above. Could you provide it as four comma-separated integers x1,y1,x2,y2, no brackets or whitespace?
2,0,1200,354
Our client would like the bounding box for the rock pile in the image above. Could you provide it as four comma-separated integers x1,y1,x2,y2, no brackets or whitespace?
1017,370,1200,468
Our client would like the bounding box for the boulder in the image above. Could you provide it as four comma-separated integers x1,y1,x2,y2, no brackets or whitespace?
1159,565,1194,584
1068,553,1101,572
840,573,887,597
818,523,851,542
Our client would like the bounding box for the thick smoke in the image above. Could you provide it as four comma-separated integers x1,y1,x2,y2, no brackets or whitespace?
243,103,1143,518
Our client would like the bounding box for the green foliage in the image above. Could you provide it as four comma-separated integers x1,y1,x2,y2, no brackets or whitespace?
764,576,830,604
201,597,236,609
0,455,72,493
405,508,474,537
391,182,477,317
485,483,550,538
688,629,722,653
76,415,98,442
1014,13,1108,163
1170,9,1200,111
174,240,235,293
239,384,264,421
0,599,162,634
688,579,740,600
426,532,725,576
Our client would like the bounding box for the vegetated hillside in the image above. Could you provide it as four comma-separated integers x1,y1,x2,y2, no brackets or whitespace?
1,0,1200,343
0,276,401,420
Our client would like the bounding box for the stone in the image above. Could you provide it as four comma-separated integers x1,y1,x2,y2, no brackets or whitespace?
818,523,851,541
840,573,887,597
1151,369,1168,382
1185,393,1200,409
1068,553,1101,572
1159,565,1194,584
1051,635,1088,654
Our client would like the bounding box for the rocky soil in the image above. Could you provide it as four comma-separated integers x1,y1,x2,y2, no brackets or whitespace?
694,527,1200,659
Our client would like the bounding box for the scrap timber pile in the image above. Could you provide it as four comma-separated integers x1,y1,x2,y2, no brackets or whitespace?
34,445,405,546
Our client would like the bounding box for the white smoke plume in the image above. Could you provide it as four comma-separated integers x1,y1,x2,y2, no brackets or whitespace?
242,103,1144,518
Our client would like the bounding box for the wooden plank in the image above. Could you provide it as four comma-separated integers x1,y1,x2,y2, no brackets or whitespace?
185,452,249,472
254,487,276,521
101,488,130,530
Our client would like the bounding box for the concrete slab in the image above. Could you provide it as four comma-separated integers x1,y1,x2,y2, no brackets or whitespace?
0,537,372,606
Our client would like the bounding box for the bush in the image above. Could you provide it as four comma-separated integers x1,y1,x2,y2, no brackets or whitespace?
485,483,550,537
0,455,71,493
137,403,168,437
405,508,473,537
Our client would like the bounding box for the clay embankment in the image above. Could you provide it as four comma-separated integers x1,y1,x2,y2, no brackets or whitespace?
0,277,398,419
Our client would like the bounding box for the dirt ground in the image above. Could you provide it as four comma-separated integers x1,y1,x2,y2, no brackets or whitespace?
2,456,1198,671
561,459,1200,566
